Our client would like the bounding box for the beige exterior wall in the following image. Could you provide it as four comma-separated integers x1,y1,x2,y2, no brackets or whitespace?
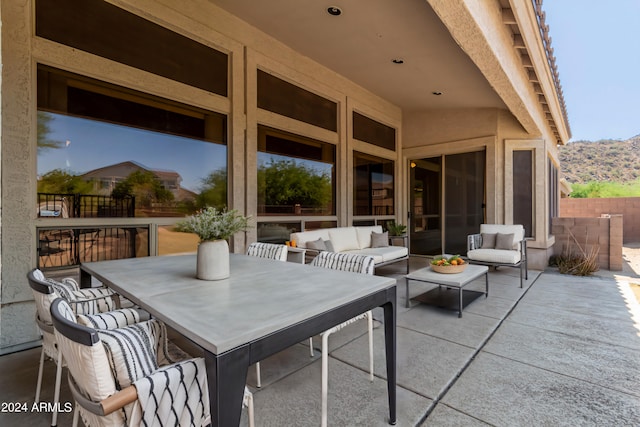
0,0,403,352
0,0,568,351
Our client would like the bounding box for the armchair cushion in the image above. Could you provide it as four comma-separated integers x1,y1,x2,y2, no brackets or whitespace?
131,357,210,427
467,248,521,264
495,233,515,250
98,321,159,389
77,308,142,330
480,224,523,250
480,233,496,249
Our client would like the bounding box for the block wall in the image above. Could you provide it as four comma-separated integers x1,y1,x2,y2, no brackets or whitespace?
560,197,640,243
551,215,623,271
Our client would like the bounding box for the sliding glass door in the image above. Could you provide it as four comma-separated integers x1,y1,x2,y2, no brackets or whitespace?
410,151,485,255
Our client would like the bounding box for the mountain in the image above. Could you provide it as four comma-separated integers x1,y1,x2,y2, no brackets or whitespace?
559,135,640,184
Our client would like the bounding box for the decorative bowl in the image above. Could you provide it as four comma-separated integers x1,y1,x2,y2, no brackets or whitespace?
431,263,467,274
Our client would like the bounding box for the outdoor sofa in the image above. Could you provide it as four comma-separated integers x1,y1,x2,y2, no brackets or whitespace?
290,225,409,272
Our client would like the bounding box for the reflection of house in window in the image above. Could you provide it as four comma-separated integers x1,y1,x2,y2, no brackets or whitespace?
81,161,196,202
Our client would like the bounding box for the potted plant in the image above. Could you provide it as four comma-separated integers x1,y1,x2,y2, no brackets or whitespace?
176,207,251,280
386,221,407,236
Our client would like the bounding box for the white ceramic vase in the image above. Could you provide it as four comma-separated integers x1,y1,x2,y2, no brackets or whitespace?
196,239,230,280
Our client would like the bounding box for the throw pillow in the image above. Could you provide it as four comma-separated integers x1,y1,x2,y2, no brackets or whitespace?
495,233,515,250
306,237,327,251
371,231,389,248
324,240,335,252
98,321,158,389
480,233,496,249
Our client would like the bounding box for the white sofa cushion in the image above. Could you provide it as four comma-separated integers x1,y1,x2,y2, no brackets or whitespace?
355,226,383,249
468,248,521,264
329,227,360,252
480,224,524,250
290,229,331,249
342,246,408,264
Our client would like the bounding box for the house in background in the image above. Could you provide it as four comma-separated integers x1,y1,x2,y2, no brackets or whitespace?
81,160,192,201
1,0,570,353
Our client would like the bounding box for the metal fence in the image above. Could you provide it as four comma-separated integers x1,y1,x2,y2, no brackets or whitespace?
37,226,149,270
37,193,135,218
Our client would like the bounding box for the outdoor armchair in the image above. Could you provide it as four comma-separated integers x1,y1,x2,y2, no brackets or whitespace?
466,224,528,287
50,297,255,427
27,268,147,426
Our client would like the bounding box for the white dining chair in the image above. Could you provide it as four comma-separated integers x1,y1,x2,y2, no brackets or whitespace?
309,251,376,427
246,241,289,387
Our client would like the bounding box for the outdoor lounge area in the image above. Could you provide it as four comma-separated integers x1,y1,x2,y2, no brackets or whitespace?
2,253,639,426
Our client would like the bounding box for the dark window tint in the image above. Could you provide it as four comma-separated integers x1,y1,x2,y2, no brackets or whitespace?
36,0,228,96
513,150,533,238
353,112,396,151
257,70,337,132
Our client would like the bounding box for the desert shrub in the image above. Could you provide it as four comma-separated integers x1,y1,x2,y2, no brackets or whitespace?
555,230,599,276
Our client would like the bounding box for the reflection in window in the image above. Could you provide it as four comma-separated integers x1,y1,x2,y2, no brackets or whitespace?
257,127,335,216
353,151,394,216
37,65,228,218
257,222,301,244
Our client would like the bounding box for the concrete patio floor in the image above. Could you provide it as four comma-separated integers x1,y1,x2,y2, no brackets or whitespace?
1,253,639,426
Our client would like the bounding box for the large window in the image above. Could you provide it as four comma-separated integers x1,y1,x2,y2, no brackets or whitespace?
353,152,394,216
513,150,534,238
37,65,228,218
257,127,335,216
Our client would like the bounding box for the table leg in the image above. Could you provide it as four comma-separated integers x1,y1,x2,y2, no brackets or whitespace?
383,288,397,425
80,268,92,288
485,271,489,297
405,279,410,308
458,288,463,318
205,345,250,427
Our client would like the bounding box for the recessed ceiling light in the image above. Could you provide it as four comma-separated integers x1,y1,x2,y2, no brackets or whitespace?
327,6,342,16
392,59,404,64
432,91,443,96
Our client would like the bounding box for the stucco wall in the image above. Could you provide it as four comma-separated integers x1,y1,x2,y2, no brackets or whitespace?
560,197,640,244
0,0,405,353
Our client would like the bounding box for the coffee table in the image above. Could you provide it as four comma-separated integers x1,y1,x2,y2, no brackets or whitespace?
405,264,489,317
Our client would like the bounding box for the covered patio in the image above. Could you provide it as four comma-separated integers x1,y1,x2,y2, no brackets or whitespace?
3,254,639,426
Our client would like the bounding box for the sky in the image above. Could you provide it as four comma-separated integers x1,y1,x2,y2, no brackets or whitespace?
41,114,227,192
543,0,640,142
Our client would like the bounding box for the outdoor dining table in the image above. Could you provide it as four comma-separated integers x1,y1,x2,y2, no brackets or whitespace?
80,253,397,426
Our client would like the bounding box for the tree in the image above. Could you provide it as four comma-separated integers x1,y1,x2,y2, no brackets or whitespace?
112,170,174,208
37,169,94,194
195,168,227,211
37,111,65,152
257,159,332,213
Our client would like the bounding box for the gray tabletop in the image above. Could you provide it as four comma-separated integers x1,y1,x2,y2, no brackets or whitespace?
82,254,396,354
406,264,488,287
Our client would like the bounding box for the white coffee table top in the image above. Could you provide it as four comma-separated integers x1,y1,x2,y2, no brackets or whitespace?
406,264,488,288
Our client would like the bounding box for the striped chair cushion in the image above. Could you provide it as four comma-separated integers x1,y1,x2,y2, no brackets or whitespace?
77,308,141,330
98,321,159,390
246,242,288,261
310,252,375,275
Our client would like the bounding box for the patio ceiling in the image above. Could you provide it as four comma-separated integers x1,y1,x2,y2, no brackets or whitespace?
210,0,507,112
